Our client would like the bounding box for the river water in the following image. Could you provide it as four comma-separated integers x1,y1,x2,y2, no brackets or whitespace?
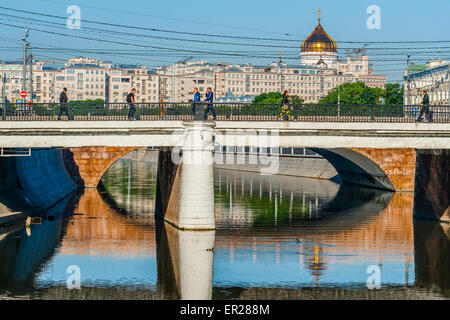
0,151,449,300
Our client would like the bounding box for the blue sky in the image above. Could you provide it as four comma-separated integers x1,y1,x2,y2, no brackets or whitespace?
1,0,450,82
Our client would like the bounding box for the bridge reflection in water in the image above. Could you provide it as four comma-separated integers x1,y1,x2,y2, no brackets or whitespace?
0,158,449,299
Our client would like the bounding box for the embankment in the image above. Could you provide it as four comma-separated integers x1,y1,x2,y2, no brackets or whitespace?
0,148,78,225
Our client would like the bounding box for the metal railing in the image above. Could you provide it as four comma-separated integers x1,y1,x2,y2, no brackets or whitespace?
0,102,449,122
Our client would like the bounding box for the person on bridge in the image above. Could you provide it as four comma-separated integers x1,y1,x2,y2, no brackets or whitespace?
203,87,216,120
416,90,433,122
159,98,165,118
192,87,201,117
279,90,292,120
127,88,137,120
58,88,73,120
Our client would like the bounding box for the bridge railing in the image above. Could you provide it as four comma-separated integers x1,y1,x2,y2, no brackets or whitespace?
0,102,449,122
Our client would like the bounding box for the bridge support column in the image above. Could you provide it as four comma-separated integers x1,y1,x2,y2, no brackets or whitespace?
414,149,450,222
156,122,215,230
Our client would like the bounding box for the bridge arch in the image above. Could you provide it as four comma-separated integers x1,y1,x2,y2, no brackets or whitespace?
63,147,140,188
310,148,416,192
63,146,416,193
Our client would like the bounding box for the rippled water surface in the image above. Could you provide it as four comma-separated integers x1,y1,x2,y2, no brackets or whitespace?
0,151,449,300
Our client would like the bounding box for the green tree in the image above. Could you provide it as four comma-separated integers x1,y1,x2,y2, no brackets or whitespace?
252,92,304,105
253,92,283,104
68,99,106,116
319,82,384,105
384,83,403,105
246,92,304,117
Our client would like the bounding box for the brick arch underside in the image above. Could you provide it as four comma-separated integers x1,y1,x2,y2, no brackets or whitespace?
309,148,416,192
63,147,140,188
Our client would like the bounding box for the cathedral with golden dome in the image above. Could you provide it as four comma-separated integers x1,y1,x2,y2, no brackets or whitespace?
300,9,338,67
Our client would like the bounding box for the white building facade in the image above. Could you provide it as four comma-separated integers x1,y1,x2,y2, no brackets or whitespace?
404,61,450,105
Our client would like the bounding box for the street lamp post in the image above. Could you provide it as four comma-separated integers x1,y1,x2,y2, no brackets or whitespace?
337,85,341,117
1,73,6,104
406,54,411,106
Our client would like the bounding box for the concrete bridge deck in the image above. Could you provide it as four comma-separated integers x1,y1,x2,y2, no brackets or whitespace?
1,120,450,227
1,121,450,148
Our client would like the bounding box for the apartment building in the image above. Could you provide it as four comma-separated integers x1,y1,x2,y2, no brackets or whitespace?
404,60,450,105
108,65,159,103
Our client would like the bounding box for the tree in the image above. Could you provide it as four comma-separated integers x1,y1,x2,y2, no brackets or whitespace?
252,92,304,105
68,99,106,116
384,83,403,105
253,92,283,104
319,82,384,105
319,82,404,106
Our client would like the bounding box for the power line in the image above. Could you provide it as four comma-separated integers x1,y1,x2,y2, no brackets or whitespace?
0,21,290,59
0,12,303,49
38,0,298,37
0,6,304,42
2,6,450,44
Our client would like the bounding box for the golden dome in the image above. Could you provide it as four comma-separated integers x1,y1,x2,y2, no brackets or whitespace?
301,10,337,53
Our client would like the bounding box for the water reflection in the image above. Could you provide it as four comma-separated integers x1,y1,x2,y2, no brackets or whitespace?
414,221,450,296
156,220,215,300
0,155,449,299
0,197,71,297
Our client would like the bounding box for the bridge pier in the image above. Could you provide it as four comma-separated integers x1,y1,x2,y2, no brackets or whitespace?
156,122,216,230
414,149,450,223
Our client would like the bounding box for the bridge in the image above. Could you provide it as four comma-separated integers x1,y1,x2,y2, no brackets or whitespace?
1,103,450,229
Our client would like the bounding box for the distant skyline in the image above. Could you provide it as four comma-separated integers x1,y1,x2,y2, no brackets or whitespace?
1,0,450,82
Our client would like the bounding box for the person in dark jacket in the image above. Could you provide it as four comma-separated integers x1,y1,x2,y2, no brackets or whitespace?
192,87,201,117
126,88,136,120
416,90,432,122
58,88,72,120
203,87,216,120
279,90,292,120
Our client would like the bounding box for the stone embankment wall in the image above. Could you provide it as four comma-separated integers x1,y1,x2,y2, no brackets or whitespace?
0,149,78,225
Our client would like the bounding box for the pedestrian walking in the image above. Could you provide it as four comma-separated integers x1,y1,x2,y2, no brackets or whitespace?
58,87,72,120
279,90,292,120
192,87,201,118
159,98,165,117
416,90,433,122
127,88,136,120
203,87,216,120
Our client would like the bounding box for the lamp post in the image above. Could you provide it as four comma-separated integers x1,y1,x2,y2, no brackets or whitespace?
337,85,341,117
1,73,6,104
406,54,411,106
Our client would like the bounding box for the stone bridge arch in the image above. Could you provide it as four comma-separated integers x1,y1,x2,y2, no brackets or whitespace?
310,148,416,192
63,147,417,193
63,147,140,188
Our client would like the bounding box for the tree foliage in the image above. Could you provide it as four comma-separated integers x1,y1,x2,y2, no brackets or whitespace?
318,82,403,105
384,83,403,105
252,92,304,105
